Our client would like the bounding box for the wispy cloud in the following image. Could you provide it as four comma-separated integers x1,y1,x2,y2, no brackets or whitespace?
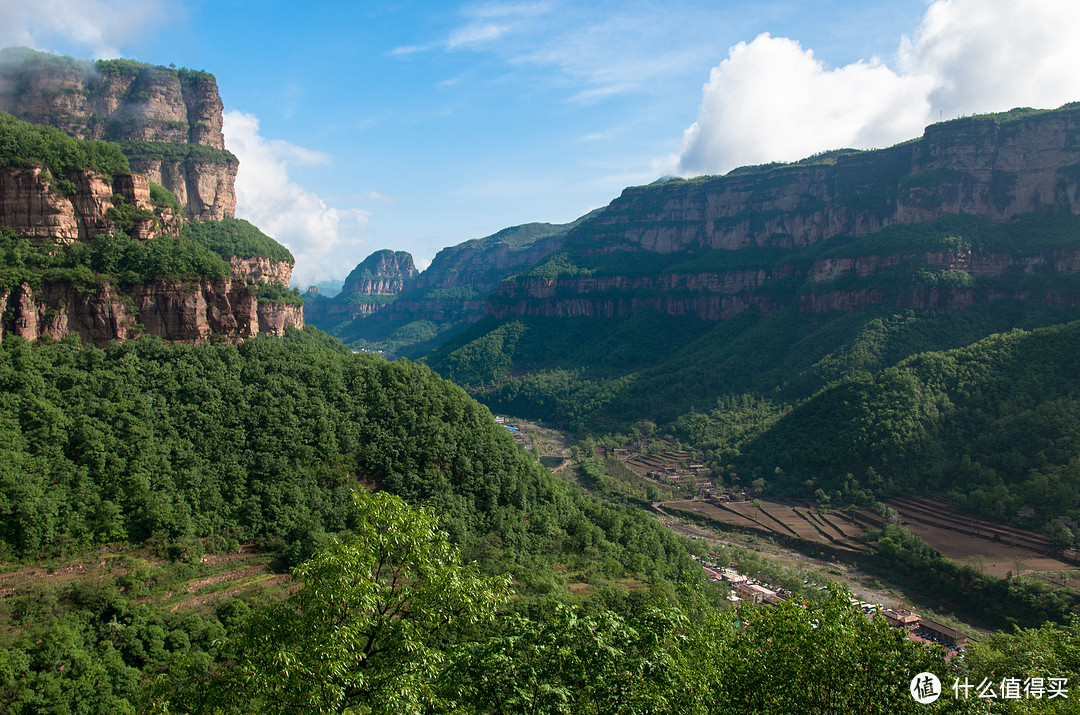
664,0,1080,177
448,22,508,49
389,44,433,57
0,0,176,58
223,111,368,286
403,0,713,103
350,191,397,203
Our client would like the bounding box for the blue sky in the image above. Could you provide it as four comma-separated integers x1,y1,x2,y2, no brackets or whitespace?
4,1,1080,285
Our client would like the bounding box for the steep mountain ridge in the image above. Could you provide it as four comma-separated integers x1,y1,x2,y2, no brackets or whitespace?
488,243,1080,320
0,114,300,345
342,249,417,294
488,106,1080,322
306,220,582,355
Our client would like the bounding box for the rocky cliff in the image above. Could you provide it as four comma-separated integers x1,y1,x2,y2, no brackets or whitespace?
0,166,179,245
0,278,302,347
228,255,293,286
489,105,1080,321
0,48,236,220
0,116,300,346
564,106,1080,257
487,246,1080,320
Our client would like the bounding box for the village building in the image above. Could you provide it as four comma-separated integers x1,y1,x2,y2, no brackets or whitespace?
733,581,777,605
918,619,969,648
882,608,921,629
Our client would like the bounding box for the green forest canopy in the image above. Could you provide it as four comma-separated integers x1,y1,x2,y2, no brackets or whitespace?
182,217,295,265
0,112,131,181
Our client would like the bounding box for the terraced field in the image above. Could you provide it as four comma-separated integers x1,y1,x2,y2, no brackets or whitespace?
662,494,1080,582
662,499,871,557
877,496,1075,579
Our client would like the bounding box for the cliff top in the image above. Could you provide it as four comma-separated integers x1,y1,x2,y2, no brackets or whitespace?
0,112,130,180
182,217,294,266
346,249,417,280
641,103,1080,194
0,46,215,82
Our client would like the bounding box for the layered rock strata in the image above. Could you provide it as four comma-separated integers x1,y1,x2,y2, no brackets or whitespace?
0,166,177,245
0,278,302,347
490,106,1080,321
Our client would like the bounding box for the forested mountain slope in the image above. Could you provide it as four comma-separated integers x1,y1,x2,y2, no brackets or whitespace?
0,329,690,582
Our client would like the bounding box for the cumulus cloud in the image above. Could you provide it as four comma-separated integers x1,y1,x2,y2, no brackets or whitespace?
899,0,1080,118
223,111,369,286
0,0,174,58
667,0,1080,178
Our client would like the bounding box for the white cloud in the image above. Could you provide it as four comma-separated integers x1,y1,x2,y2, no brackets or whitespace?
448,22,508,49
667,34,932,176
667,0,1080,178
0,0,174,58
900,0,1080,118
223,111,368,286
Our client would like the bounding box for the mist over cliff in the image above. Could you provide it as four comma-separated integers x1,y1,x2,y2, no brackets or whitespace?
0,47,237,221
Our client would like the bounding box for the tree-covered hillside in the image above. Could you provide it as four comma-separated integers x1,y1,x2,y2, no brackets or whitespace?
0,329,690,587
425,212,1080,528
726,321,1080,526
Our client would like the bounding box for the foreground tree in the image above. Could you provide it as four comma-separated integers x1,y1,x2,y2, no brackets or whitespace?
149,489,510,714
442,603,685,714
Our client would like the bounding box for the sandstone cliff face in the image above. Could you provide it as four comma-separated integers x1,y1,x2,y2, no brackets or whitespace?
0,49,236,220
0,166,175,245
131,155,237,222
566,107,1080,259
488,247,1080,321
0,278,302,347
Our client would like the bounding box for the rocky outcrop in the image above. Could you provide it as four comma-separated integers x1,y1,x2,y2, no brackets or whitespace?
257,301,305,337
0,166,174,245
0,48,236,220
411,228,568,293
0,51,301,347
303,249,417,326
306,222,579,336
341,249,417,296
131,155,237,222
0,278,302,347
228,256,293,285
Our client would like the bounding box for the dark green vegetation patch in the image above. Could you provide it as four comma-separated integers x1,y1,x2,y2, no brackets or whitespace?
182,217,295,265
116,140,237,167
0,330,690,591
0,112,131,181
0,226,230,291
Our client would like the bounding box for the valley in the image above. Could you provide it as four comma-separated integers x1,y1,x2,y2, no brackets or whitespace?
2,45,1080,712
